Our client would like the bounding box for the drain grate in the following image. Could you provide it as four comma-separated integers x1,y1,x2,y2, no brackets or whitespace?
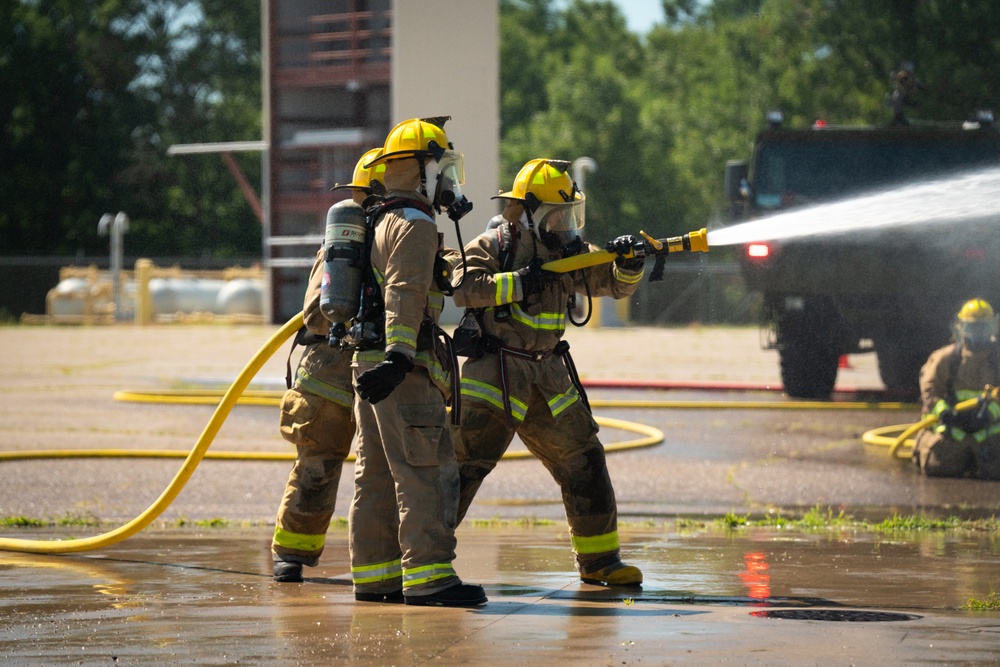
751,609,921,622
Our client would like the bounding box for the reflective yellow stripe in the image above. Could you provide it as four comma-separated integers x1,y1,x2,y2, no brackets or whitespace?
460,377,527,422
571,531,620,555
386,323,417,348
351,559,403,584
427,291,445,313
547,386,580,417
296,367,353,409
273,527,326,553
414,350,449,387
402,562,456,588
509,303,565,332
354,349,386,363
613,264,644,285
495,272,516,305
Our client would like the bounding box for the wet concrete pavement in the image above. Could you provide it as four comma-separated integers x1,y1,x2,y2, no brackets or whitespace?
2,323,1000,664
3,527,1000,665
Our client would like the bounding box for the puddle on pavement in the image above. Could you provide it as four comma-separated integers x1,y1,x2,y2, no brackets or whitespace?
1,525,999,663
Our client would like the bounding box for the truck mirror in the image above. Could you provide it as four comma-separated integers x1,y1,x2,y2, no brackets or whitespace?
725,160,749,202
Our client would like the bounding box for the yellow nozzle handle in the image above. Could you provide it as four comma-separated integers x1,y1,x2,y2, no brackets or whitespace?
540,228,709,274
541,249,617,273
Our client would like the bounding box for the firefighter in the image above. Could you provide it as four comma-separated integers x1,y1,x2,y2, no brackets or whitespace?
348,117,486,606
451,158,646,586
914,298,1000,479
271,148,385,582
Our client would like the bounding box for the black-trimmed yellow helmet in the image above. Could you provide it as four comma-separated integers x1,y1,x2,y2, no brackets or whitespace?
330,147,386,194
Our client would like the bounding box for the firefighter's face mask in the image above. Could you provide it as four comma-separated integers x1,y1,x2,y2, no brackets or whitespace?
956,317,999,352
534,197,585,253
424,150,471,220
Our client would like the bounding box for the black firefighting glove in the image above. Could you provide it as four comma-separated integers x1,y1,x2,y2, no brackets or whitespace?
355,351,414,405
606,234,645,271
939,405,988,433
515,258,558,298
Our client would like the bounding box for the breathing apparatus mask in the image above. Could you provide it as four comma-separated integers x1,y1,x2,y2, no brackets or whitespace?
424,141,473,222
524,190,586,256
955,318,999,352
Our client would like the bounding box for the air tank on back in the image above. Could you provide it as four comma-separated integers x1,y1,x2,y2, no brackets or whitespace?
319,199,367,337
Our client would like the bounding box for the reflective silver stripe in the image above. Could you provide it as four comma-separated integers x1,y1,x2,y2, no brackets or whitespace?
495,272,516,305
461,377,528,422
509,303,565,332
613,264,644,285
547,385,580,417
386,323,417,349
351,559,403,584
296,367,353,409
402,562,456,587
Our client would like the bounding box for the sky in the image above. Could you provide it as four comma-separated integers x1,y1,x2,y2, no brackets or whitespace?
612,0,665,34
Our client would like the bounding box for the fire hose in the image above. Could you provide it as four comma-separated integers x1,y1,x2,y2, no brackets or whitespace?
861,387,1000,459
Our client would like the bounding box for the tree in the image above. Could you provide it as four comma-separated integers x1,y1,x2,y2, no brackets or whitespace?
0,0,262,259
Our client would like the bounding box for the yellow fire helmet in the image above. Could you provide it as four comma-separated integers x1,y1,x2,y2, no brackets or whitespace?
954,298,999,350
958,298,995,322
330,147,386,195
365,117,454,166
494,158,585,247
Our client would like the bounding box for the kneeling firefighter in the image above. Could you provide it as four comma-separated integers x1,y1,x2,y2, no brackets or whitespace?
914,298,1000,480
451,158,646,586
270,148,385,582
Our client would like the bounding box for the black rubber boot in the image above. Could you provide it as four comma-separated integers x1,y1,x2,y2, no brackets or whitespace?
273,561,304,583
404,583,487,607
355,589,404,603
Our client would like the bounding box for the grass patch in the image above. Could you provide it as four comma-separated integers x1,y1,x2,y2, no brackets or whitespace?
962,590,1000,610
470,516,558,528
714,505,998,534
0,516,47,527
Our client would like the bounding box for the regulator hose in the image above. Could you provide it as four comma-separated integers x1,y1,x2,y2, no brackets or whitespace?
0,312,304,554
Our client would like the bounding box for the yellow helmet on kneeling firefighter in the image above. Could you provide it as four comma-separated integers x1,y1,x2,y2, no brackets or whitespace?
954,298,999,351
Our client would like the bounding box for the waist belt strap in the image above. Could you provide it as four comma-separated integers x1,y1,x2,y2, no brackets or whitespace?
494,340,590,427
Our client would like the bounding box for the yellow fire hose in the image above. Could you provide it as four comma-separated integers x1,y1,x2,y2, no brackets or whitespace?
0,312,665,554
0,312,303,554
861,390,998,459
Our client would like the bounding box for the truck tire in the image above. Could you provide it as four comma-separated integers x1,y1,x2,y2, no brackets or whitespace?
874,336,929,400
779,339,840,399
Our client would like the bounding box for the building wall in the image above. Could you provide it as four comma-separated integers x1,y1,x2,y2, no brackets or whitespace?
392,0,500,322
264,0,498,323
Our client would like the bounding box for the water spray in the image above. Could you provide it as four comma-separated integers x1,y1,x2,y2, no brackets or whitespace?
542,228,709,281
706,166,1000,247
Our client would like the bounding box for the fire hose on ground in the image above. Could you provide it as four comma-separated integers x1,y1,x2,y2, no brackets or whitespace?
0,227,946,553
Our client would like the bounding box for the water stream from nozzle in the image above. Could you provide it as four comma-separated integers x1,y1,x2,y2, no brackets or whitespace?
706,166,1000,246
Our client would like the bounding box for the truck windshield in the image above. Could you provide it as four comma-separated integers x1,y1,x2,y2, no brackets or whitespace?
753,132,1000,210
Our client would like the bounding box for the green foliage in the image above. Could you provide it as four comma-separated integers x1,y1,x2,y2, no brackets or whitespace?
0,516,47,527
962,590,1000,611
1,0,261,259
6,0,1000,260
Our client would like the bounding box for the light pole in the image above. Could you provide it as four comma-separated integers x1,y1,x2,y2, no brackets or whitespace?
98,212,129,321
572,156,597,192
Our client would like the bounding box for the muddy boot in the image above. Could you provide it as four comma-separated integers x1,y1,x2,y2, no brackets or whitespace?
404,583,488,607
580,559,643,587
273,560,304,583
